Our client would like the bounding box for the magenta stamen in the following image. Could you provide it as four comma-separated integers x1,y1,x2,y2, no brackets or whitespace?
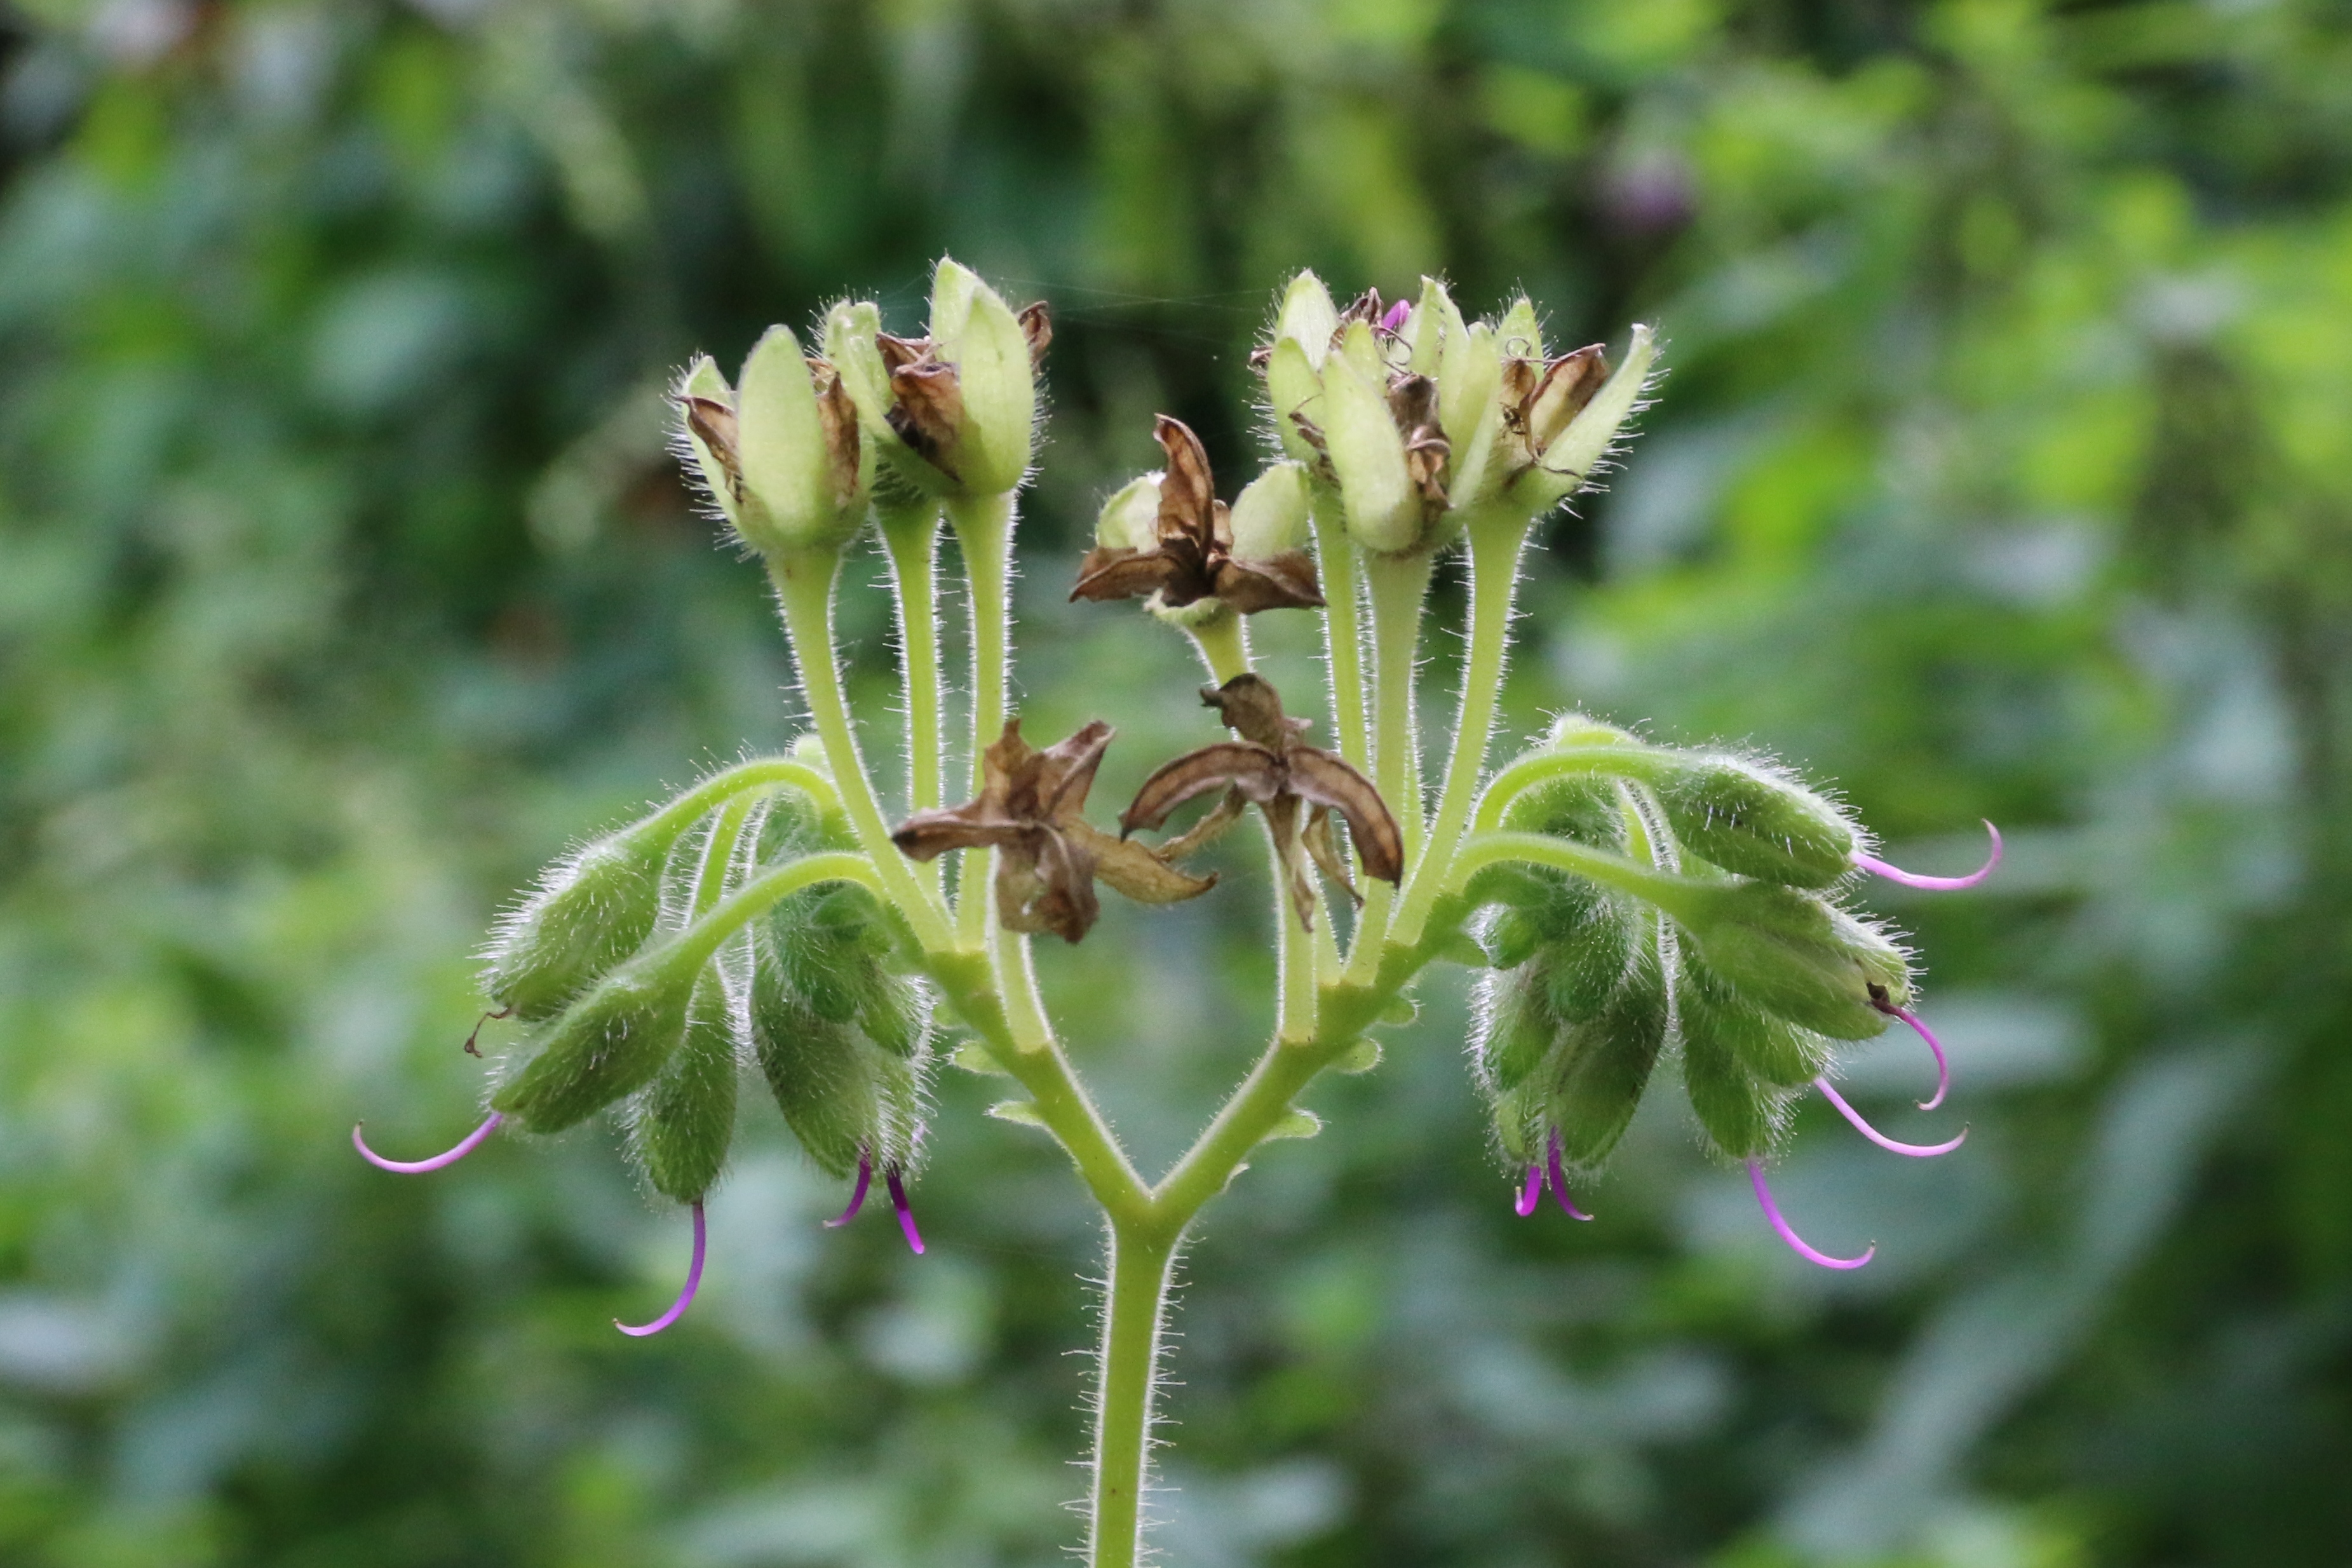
885,1167,924,1255
1748,1160,1874,1270
825,1154,872,1229
1514,1164,1541,1217
1875,1000,1952,1111
616,1201,706,1337
1378,298,1411,333
1814,1078,1966,1157
1546,1130,1595,1221
352,1111,503,1173
1852,821,2002,890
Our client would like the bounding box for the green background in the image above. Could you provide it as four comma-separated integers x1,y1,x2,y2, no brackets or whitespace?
1,1,2346,1563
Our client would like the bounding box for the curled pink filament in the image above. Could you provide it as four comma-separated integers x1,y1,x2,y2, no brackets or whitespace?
1814,1078,1966,1158
1852,821,2002,891
1378,298,1412,334
1748,1160,1874,1270
1514,1164,1542,1217
885,1167,925,1256
825,1154,872,1229
616,1201,706,1337
352,1111,503,1173
1874,1000,1952,1111
1546,1131,1595,1221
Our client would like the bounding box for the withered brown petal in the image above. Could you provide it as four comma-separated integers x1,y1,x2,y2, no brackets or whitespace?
1403,429,1451,508
1285,747,1404,884
1003,830,1100,944
1031,720,1114,824
1152,416,1218,550
1386,372,1442,436
1200,673,1305,754
1525,344,1609,449
875,333,931,372
682,396,745,502
1261,793,1322,931
1017,302,1053,367
1338,288,1385,327
1121,742,1284,834
1301,804,1363,908
1067,821,1218,907
812,370,862,504
891,807,1024,862
887,360,964,476
1153,785,1248,862
1210,555,1326,614
1070,546,1179,604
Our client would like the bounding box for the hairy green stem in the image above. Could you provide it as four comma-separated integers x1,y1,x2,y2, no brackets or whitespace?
1310,497,1371,773
669,851,885,971
1183,609,1251,686
765,553,954,950
686,792,762,920
877,501,947,818
949,491,1018,947
1346,551,1435,982
1470,744,1673,833
1391,511,1528,949
1445,829,1693,910
1088,1223,1179,1568
637,757,843,845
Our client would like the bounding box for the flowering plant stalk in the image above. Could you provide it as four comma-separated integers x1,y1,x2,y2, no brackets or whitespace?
352,262,1996,1567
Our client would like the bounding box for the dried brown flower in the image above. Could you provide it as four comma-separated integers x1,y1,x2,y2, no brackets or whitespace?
891,719,1215,944
1121,674,1403,928
1070,417,1324,616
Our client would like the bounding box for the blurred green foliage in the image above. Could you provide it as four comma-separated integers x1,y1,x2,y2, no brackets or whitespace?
2,0,2349,1564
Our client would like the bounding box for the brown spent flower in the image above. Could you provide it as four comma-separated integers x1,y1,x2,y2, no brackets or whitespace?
1121,674,1403,929
865,303,1051,485
1500,343,1609,471
680,357,863,520
890,717,1215,945
1070,417,1323,615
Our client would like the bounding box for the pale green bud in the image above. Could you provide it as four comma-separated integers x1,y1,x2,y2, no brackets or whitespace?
1095,473,1161,551
1321,320,1421,553
932,259,1039,496
677,327,871,556
1273,269,1339,366
1494,295,1544,360
1264,336,1327,466
1516,323,1658,510
1227,461,1311,558
1405,276,1467,378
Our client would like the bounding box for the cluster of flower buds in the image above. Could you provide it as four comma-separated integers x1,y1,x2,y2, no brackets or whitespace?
675,260,1049,554
355,750,936,1332
1257,273,1658,555
1471,717,1997,1267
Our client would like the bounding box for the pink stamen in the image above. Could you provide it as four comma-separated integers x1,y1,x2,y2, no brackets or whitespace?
1378,298,1410,333
1748,1160,1874,1270
616,1201,706,1337
886,1167,924,1255
1852,821,2002,890
1546,1131,1595,1221
1813,1078,1966,1157
1514,1164,1542,1217
825,1154,872,1229
352,1111,503,1173
1876,1000,1952,1111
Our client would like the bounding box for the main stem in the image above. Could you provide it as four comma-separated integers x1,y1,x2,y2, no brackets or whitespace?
1090,1222,1178,1568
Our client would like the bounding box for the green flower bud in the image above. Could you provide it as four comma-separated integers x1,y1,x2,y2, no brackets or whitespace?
1646,755,1857,888
749,910,929,1180
823,260,1046,501
1668,880,1910,1040
1227,461,1311,559
1321,320,1423,553
676,328,872,556
1404,275,1467,379
1513,323,1659,511
1095,473,1161,552
1273,270,1339,365
1263,336,1327,466
482,825,680,1022
631,969,742,1203
492,944,700,1133
1494,295,1544,360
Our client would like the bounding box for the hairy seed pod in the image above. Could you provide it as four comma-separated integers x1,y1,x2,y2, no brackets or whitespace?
1646,756,1856,888
482,828,679,1022
1670,881,1910,1040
